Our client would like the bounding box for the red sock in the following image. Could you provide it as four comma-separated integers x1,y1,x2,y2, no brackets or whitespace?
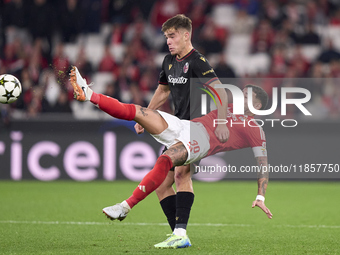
126,155,173,208
90,92,136,121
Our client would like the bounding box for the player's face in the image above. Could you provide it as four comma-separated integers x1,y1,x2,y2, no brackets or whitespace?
164,28,187,56
243,88,261,113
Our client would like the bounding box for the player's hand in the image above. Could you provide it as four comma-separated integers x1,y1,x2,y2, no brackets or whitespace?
214,125,229,143
134,123,144,134
252,200,273,219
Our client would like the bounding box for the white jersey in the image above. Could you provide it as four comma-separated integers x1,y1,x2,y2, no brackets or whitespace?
152,111,210,165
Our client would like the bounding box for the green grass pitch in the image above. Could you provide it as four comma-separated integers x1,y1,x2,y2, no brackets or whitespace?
0,181,339,254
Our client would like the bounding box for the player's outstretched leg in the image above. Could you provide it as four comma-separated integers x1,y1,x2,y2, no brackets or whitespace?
70,65,136,122
102,142,188,221
102,154,174,220
70,66,168,135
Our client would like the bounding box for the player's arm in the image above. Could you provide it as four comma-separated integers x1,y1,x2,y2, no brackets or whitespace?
193,57,229,142
148,58,171,110
135,56,171,134
147,84,171,110
208,79,229,143
134,84,170,134
252,156,273,219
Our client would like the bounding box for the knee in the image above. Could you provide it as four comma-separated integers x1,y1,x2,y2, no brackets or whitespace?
174,167,191,184
174,171,183,182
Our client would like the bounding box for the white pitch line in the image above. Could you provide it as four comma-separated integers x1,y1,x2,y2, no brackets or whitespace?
0,220,339,229
0,220,107,225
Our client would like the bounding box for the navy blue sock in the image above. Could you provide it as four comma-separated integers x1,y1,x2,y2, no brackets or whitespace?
160,195,177,231
175,192,194,230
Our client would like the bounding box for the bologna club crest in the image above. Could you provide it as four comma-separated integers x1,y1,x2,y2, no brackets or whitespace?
183,62,189,73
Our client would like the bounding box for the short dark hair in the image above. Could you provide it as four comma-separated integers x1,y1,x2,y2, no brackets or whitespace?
161,14,192,34
245,84,268,110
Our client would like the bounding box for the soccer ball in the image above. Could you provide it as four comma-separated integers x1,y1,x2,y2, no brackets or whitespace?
0,74,22,104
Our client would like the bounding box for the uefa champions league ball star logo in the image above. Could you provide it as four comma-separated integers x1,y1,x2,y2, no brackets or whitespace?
0,74,22,104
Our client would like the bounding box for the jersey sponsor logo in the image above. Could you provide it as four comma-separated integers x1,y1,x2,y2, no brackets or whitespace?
168,75,188,84
200,56,206,62
169,64,172,70
202,68,214,76
183,62,189,73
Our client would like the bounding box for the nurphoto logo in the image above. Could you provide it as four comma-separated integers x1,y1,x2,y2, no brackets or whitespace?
200,84,312,127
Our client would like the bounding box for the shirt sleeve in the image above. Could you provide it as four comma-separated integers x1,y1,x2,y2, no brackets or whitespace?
192,55,219,85
158,56,168,85
246,121,267,157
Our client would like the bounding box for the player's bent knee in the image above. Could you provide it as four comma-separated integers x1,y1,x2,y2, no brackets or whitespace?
174,165,191,185
164,142,188,167
174,170,191,182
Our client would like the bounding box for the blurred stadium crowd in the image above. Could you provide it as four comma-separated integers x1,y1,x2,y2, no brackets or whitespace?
1,0,340,120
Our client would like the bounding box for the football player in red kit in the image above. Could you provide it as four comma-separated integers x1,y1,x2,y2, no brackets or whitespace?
70,66,272,249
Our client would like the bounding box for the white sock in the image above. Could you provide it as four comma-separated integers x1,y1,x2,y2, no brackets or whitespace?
121,200,131,211
173,228,186,237
86,87,93,101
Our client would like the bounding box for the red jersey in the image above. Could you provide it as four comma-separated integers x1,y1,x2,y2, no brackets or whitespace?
192,104,267,158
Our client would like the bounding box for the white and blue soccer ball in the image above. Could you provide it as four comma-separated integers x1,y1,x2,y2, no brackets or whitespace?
0,74,22,104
